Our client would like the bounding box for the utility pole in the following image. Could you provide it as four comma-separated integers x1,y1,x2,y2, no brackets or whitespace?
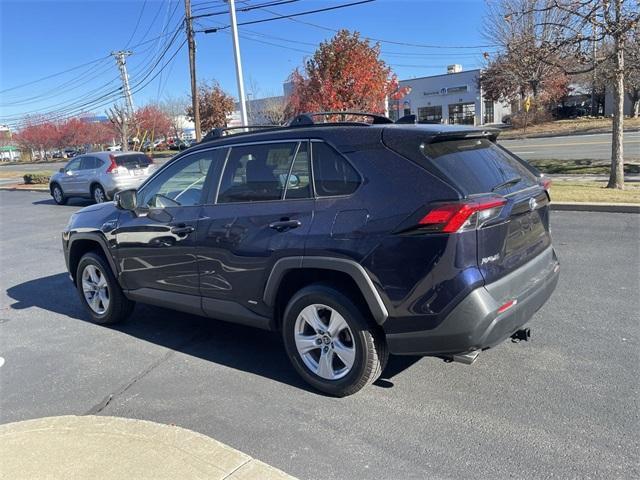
591,15,598,116
111,51,135,118
227,0,248,126
185,0,202,141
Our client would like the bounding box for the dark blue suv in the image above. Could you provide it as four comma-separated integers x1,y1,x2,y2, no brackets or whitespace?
62,113,559,396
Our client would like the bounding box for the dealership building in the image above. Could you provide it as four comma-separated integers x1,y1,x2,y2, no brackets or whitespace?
389,65,510,126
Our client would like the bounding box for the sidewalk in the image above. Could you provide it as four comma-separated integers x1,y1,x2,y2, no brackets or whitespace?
0,415,297,480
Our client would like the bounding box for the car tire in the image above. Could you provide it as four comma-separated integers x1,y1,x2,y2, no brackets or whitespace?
92,184,107,203
76,252,134,325
282,284,388,397
51,183,67,205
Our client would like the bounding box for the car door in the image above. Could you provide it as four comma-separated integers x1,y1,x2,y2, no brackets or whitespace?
78,156,99,194
59,157,83,194
113,148,221,299
197,140,314,318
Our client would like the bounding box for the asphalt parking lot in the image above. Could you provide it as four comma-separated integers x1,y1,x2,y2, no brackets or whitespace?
1,190,638,480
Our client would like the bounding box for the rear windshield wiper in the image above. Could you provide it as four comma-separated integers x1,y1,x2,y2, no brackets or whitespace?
491,176,522,192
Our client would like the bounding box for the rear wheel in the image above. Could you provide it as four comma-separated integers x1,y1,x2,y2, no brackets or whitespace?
51,184,67,205
76,252,134,325
282,284,388,397
92,184,106,203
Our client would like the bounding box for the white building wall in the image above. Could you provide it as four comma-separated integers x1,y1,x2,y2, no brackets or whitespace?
604,90,634,116
393,69,510,125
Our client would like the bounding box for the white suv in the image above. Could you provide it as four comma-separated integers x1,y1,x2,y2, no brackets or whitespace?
49,151,155,205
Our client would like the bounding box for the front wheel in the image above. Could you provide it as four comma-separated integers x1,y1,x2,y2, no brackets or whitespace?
282,284,388,397
76,252,134,324
51,184,67,205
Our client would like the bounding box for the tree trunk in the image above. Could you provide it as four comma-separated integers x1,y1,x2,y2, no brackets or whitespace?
607,32,625,190
121,122,129,152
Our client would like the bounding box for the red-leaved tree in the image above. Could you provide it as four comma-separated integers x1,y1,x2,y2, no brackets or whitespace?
133,104,172,147
288,30,408,115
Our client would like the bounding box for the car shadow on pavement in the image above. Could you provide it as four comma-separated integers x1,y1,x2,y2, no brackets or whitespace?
33,198,93,207
6,273,421,394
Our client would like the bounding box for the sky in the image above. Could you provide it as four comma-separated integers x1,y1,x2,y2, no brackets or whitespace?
0,0,494,126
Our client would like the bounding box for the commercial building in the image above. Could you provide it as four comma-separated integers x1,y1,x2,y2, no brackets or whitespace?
390,65,510,126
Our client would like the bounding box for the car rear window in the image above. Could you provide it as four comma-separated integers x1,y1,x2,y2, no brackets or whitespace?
419,138,538,195
115,153,152,169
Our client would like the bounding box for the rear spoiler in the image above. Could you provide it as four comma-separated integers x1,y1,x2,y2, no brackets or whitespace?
393,115,500,142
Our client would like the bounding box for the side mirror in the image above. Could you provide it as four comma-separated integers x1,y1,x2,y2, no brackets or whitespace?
115,189,138,211
59,168,65,173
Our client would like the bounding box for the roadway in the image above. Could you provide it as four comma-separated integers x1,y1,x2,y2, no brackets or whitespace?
499,131,640,162
1,190,638,479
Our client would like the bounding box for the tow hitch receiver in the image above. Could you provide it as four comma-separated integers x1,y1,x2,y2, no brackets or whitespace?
511,328,531,342
452,350,480,365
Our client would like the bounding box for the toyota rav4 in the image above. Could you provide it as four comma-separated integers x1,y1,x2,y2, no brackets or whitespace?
61,113,559,396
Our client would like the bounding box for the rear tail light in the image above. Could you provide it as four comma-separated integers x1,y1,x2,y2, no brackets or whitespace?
419,196,507,233
106,154,118,174
540,177,551,191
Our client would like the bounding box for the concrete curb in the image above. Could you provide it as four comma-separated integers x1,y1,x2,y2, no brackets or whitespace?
0,186,49,192
0,415,297,480
499,127,640,141
551,202,640,213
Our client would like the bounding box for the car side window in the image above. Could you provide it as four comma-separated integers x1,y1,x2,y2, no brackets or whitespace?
217,142,299,203
284,142,311,199
80,157,97,170
137,150,217,208
65,158,82,172
311,142,361,197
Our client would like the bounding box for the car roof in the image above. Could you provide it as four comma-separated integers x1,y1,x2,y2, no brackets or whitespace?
187,122,499,153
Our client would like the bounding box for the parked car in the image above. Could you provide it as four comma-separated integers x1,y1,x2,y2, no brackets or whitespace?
106,145,122,152
60,113,559,396
49,151,155,205
169,140,190,151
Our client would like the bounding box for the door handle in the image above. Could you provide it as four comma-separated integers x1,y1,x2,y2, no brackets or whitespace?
269,219,302,232
171,225,195,236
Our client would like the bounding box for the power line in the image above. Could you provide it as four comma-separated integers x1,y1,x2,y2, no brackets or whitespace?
193,0,301,19
201,0,375,33
123,0,148,48
242,0,497,49
3,21,186,127
0,56,111,94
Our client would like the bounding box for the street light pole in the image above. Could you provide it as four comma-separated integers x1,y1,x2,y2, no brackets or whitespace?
227,0,248,126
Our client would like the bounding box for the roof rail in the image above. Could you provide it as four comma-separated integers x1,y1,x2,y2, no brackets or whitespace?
201,125,286,142
288,111,394,126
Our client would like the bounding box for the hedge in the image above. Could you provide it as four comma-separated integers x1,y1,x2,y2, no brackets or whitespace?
23,172,51,184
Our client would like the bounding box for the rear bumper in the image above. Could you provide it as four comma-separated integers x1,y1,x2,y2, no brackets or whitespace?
103,176,148,198
386,246,559,356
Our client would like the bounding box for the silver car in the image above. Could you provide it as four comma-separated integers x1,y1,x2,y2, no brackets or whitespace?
49,151,156,205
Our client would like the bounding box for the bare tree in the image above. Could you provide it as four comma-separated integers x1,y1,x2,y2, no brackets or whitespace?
497,0,640,189
161,94,190,140
251,96,292,125
106,105,130,152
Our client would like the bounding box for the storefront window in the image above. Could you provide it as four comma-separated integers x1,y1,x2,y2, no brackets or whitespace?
448,103,476,125
418,106,443,124
483,101,494,124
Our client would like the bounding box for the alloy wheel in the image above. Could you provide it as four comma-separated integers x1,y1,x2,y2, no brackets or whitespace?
94,187,105,203
294,304,356,380
53,187,63,203
81,264,110,315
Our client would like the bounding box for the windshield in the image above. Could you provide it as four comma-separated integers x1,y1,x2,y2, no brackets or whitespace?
420,138,538,195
